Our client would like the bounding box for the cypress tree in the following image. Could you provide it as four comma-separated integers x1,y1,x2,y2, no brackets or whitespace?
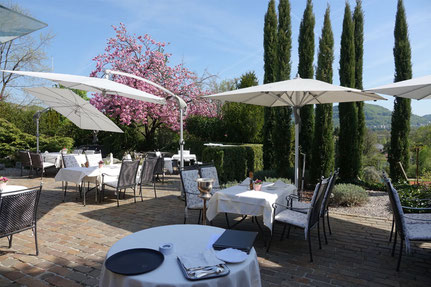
389,0,412,181
297,0,315,172
263,0,278,170
338,2,358,182
353,0,365,178
311,5,334,182
273,0,293,177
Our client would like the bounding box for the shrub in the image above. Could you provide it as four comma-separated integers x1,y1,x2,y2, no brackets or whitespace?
263,177,292,184
254,170,277,180
185,115,225,142
202,145,263,183
395,183,431,212
362,166,382,184
332,184,368,207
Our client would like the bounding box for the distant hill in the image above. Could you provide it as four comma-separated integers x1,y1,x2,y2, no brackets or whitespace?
332,104,431,129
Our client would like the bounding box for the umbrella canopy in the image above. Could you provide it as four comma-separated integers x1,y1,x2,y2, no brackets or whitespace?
1,70,166,105
25,87,123,133
204,76,385,187
0,5,47,43
366,75,431,100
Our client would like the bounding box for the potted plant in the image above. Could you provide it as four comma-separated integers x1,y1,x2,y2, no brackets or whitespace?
98,160,104,168
0,176,9,191
254,179,262,191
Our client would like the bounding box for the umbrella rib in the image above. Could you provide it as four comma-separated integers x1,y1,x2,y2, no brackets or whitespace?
267,92,292,106
302,91,326,106
285,91,296,106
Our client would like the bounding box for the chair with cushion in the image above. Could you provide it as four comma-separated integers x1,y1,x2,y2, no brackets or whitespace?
199,164,221,190
288,169,339,244
29,153,55,179
138,156,159,199
0,185,42,255
102,160,140,207
267,177,329,262
383,174,431,271
86,153,103,167
18,150,32,176
180,166,203,224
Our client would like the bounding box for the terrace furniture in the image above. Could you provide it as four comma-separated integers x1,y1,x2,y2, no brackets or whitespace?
154,156,165,182
29,152,55,179
86,153,103,167
99,225,261,287
287,169,339,244
206,180,297,234
42,152,62,168
102,160,140,207
138,156,159,199
267,177,329,262
199,164,221,190
0,185,42,256
18,150,32,176
383,175,431,271
180,166,203,224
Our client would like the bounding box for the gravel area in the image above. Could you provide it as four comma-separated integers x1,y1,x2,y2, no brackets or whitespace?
331,190,392,219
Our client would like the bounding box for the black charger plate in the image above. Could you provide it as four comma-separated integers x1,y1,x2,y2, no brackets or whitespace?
105,248,164,275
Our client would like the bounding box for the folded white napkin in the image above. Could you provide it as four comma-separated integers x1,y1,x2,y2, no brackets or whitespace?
273,180,288,189
240,178,252,186
178,250,224,270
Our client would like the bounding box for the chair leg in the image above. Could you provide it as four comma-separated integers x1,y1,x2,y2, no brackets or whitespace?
396,237,404,271
308,230,313,262
139,184,144,202
326,210,332,235
392,230,398,257
133,186,137,203
63,182,68,202
83,185,86,206
280,224,287,241
7,235,13,248
33,226,39,256
322,215,328,244
153,182,157,198
317,220,322,250
389,215,395,243
116,188,120,207
266,225,274,252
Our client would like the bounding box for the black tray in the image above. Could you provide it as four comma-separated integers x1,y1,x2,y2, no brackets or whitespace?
105,248,164,275
177,258,230,281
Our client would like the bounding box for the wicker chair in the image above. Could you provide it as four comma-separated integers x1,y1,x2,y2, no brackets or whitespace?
138,156,159,199
102,160,140,207
29,153,55,179
0,185,42,255
180,166,203,224
383,174,431,271
267,177,329,262
18,150,32,176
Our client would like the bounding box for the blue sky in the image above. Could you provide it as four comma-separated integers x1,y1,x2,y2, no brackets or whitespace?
9,0,431,115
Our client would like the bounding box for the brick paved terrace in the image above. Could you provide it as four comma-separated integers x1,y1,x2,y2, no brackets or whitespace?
0,172,430,287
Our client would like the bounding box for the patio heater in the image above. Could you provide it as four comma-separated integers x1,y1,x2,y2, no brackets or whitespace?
104,70,188,169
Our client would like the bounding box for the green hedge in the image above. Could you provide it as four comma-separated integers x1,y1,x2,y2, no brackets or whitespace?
0,118,74,161
202,144,263,183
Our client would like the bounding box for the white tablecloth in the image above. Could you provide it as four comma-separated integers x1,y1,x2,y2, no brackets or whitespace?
164,157,173,174
43,152,62,168
207,182,297,232
0,185,27,196
55,164,121,184
99,224,261,287
172,154,197,162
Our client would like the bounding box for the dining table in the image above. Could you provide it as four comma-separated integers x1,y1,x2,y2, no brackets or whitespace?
206,181,297,232
54,164,122,185
99,224,262,287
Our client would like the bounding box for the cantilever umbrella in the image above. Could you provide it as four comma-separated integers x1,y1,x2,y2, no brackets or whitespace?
204,76,385,188
0,70,166,105
25,87,124,152
367,75,431,100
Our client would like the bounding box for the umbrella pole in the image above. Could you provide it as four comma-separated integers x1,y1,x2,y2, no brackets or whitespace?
36,117,40,153
293,107,300,189
180,108,184,170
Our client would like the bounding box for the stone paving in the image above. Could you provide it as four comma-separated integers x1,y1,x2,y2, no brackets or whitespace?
0,170,430,287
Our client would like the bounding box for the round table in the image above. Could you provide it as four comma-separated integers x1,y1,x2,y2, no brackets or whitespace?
0,185,27,193
99,225,262,287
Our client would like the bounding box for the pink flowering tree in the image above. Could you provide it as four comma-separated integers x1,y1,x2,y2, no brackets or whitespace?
90,23,217,148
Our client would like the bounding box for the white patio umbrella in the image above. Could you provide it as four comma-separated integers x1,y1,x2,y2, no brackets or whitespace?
25,87,123,152
0,4,47,43
204,76,385,187
0,70,166,105
367,75,431,100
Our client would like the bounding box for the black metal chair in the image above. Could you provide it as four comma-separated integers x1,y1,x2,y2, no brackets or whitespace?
267,177,329,262
154,156,165,182
29,153,55,179
180,165,202,224
102,160,140,207
138,156,159,199
0,185,42,255
18,150,32,176
383,174,431,271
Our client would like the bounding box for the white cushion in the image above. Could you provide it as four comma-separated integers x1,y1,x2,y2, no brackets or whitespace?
274,209,307,229
104,180,118,188
404,213,431,224
406,223,431,240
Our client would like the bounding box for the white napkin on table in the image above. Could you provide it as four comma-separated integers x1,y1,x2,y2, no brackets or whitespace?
178,250,224,270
